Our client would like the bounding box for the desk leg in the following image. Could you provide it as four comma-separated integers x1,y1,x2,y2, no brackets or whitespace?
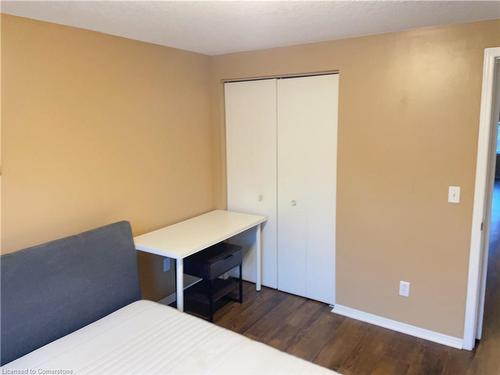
256,224,262,291
176,258,184,312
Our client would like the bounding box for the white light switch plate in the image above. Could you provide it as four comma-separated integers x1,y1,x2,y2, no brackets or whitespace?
448,186,461,203
399,281,410,297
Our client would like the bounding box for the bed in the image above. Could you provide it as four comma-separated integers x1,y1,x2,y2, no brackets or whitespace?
1,221,335,374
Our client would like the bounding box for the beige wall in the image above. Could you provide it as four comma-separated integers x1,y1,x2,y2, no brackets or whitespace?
210,19,500,338
1,14,215,300
2,13,500,339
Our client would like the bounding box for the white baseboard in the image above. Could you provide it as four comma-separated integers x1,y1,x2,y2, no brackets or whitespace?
331,304,463,349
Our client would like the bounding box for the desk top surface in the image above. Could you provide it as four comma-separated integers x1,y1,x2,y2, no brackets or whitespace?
134,210,267,259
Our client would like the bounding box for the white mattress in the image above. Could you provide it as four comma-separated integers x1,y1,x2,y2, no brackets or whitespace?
3,300,336,374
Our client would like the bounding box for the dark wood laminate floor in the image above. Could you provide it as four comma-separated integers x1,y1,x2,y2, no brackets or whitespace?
213,283,477,375
212,181,500,375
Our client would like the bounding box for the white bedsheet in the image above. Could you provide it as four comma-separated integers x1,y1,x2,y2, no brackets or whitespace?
3,300,336,374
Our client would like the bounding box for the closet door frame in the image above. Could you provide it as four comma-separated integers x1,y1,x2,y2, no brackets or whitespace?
223,72,338,305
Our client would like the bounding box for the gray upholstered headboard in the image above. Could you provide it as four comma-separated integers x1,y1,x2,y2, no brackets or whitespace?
1,221,141,365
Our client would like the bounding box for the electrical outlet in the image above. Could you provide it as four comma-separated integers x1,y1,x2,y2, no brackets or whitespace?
399,281,410,297
163,258,171,272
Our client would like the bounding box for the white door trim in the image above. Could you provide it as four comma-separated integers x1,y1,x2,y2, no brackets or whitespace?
463,47,500,350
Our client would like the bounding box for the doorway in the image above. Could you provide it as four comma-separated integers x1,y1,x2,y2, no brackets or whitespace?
477,68,500,340
466,52,500,350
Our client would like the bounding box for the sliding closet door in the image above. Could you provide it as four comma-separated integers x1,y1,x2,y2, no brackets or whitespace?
277,74,338,304
225,79,278,288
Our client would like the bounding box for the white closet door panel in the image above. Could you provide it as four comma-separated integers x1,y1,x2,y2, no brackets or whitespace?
275,77,309,297
277,74,338,304
303,75,338,304
276,197,308,297
225,79,278,288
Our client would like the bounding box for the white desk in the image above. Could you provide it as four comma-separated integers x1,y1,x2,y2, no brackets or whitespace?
134,210,267,312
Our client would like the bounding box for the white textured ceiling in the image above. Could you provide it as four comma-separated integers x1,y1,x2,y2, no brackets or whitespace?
2,1,500,55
